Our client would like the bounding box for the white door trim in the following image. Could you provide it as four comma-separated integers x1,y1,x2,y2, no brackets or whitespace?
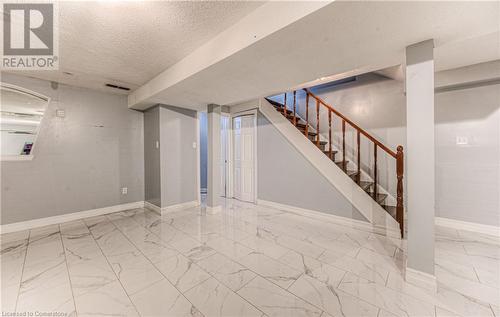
231,109,258,203
222,112,234,199
220,113,231,198
196,111,201,204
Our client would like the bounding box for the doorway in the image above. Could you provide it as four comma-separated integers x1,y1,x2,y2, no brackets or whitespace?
220,115,230,197
233,114,256,202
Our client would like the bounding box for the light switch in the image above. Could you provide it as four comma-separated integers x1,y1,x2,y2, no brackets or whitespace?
456,136,468,145
192,142,197,149
155,141,159,149
55,109,65,118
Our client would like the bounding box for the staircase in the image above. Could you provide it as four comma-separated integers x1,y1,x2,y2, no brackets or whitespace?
265,89,405,237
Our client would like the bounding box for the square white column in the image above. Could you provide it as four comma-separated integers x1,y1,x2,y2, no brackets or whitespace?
405,39,437,291
206,104,221,212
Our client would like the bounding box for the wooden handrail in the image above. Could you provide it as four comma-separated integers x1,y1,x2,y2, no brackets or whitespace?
305,93,309,137
304,88,397,158
316,99,320,147
293,91,297,126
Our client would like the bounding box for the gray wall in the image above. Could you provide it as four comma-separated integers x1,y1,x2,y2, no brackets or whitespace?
257,112,367,222
1,73,144,225
435,83,500,226
159,105,198,207
143,107,161,207
199,111,208,191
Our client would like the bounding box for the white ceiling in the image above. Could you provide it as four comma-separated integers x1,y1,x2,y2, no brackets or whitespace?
130,1,500,110
6,1,264,94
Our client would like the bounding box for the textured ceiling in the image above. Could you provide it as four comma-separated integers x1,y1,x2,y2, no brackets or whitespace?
6,1,264,94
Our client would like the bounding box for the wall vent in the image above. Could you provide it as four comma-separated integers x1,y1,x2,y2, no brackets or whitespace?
105,83,131,91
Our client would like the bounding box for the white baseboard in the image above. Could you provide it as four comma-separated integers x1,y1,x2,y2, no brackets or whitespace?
435,217,500,237
257,199,401,238
405,267,437,293
161,201,199,214
0,201,145,234
205,205,222,214
144,201,161,214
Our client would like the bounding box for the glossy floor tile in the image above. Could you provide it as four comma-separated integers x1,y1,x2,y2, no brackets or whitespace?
1,199,499,316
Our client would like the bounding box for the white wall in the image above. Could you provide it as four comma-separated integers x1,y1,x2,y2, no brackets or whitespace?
435,83,500,226
159,105,198,207
143,106,161,207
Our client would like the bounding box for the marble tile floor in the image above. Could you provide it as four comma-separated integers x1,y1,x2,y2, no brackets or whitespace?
1,198,499,317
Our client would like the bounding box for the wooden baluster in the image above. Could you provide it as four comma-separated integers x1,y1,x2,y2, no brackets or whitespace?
357,130,360,182
328,110,332,159
316,99,320,147
305,93,309,138
342,120,346,170
293,90,297,126
396,146,404,237
373,143,378,198
283,93,287,116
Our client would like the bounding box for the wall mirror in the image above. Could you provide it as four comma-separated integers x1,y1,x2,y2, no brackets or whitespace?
1,83,49,160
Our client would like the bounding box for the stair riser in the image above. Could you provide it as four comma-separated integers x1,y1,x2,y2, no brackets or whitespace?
325,153,336,160
315,144,326,151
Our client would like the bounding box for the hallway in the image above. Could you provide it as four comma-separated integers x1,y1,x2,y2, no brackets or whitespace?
1,199,499,317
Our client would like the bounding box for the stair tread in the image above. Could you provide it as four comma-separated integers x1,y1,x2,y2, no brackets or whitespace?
366,192,388,204
358,181,374,190
297,126,316,135
346,170,360,177
312,140,328,145
279,109,293,115
381,205,397,218
322,150,338,155
266,98,285,108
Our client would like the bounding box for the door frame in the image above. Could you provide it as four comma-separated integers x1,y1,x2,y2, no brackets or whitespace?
230,109,258,203
221,112,232,198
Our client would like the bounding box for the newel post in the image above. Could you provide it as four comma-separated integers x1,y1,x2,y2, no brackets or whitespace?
396,145,404,237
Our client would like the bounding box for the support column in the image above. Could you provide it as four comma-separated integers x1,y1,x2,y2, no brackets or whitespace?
206,104,222,213
405,39,436,291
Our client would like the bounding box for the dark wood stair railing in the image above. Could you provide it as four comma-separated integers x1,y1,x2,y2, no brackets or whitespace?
268,89,405,237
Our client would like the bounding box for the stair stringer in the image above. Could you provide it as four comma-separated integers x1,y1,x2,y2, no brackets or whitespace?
283,103,396,206
259,98,401,237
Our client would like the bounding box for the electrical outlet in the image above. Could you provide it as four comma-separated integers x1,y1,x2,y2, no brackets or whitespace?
121,187,128,195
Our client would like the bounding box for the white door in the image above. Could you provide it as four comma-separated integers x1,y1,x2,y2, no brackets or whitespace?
220,116,229,197
233,115,255,202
